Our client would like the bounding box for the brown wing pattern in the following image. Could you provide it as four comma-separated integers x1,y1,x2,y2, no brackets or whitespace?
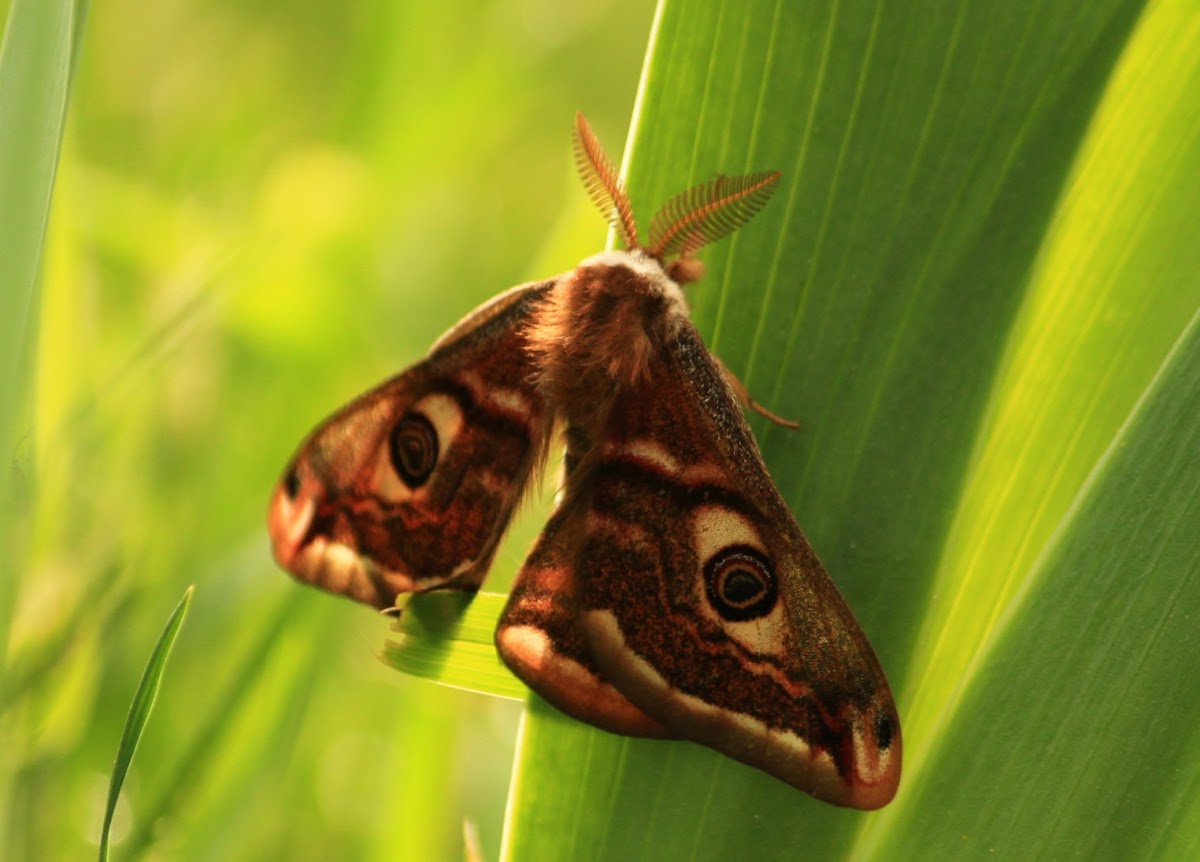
268,280,556,608
503,319,901,809
269,115,898,808
495,501,673,738
496,420,675,738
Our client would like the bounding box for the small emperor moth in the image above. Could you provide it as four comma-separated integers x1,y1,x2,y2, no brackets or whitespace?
268,114,901,809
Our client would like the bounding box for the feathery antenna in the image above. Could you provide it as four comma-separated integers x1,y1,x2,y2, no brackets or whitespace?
573,113,640,249
648,172,782,260
573,113,781,270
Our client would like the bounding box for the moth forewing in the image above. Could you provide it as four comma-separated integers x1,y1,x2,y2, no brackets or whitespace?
268,280,556,607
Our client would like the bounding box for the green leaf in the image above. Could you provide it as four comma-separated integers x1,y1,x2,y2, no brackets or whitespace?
98,585,194,862
0,0,80,399
10,2,652,857
381,591,526,702
864,307,1200,858
17,0,1196,855
0,0,84,696
492,0,1200,858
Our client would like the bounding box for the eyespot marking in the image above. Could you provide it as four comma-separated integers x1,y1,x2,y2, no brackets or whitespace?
389,412,438,488
691,504,763,562
704,545,777,621
283,464,301,500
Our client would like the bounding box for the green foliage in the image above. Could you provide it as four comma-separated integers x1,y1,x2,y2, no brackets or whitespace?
0,0,84,699
500,0,1200,859
99,586,192,862
6,0,1200,859
382,593,526,703
1,0,651,859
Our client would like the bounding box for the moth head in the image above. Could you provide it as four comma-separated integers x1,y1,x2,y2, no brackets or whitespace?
573,112,781,287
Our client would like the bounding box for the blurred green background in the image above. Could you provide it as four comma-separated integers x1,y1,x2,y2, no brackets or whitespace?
4,0,654,859
8,1,1200,860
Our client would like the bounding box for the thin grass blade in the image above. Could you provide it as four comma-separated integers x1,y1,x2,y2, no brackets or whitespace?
98,586,194,862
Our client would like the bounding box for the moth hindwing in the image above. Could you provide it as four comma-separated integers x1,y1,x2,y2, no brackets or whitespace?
269,113,901,809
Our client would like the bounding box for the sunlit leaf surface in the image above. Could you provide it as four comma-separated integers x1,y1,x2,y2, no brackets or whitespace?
498,0,1200,859
9,0,1200,859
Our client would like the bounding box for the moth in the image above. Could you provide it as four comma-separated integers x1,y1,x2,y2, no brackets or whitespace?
268,114,901,809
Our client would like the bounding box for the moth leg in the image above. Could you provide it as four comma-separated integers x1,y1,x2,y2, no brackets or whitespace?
712,355,799,429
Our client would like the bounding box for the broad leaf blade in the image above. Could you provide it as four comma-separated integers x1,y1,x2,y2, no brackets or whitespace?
874,306,1200,857
501,0,1199,859
865,1,1200,851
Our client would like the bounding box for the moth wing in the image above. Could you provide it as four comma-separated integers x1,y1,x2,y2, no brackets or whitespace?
495,501,673,738
576,323,901,809
268,280,556,608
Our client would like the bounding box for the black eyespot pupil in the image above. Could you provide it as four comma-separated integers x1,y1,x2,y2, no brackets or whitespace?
389,413,438,488
723,569,765,604
400,436,423,463
283,466,301,500
703,545,777,622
